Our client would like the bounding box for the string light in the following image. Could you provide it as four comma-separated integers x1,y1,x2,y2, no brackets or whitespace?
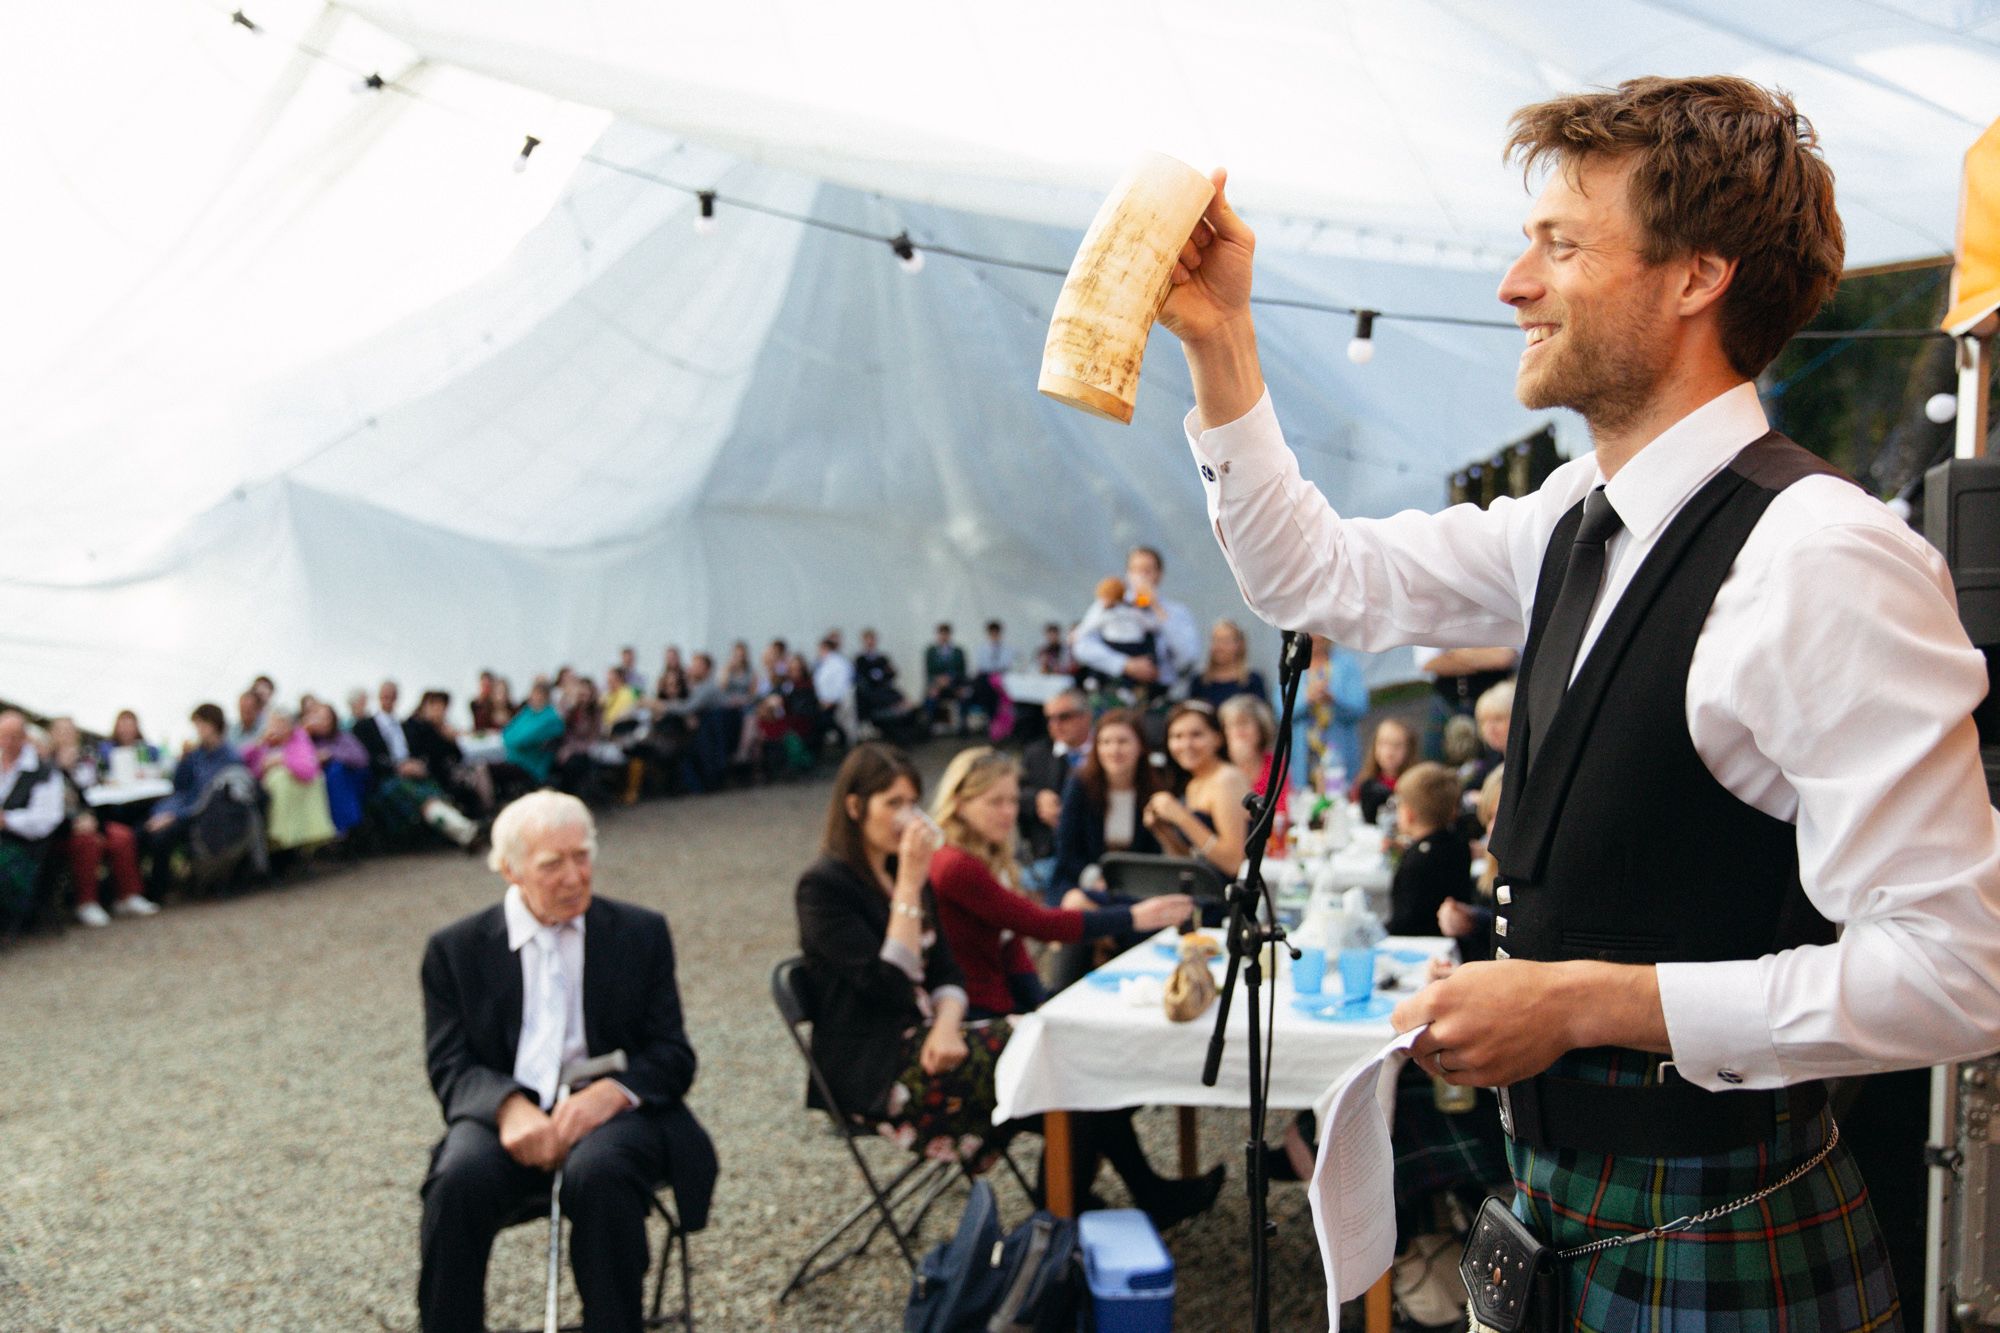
351,71,385,94
229,8,259,32
694,190,718,236
890,232,924,274
1346,309,1377,364
512,134,540,174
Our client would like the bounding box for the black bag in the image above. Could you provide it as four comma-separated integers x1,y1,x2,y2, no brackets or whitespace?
905,1182,1082,1333
1460,1196,1558,1333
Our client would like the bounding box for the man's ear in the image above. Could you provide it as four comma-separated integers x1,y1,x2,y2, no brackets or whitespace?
1678,250,1737,318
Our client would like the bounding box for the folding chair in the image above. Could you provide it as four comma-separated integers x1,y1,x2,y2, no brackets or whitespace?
490,1181,693,1332
770,956,1031,1302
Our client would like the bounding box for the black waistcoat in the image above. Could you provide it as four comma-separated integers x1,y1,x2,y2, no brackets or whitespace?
1486,433,1851,965
1,760,54,846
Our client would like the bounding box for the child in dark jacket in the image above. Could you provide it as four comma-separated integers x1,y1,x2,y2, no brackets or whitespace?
1385,761,1480,949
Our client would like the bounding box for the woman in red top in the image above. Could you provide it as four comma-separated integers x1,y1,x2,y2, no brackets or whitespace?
926,747,1192,1019
926,745,1223,1227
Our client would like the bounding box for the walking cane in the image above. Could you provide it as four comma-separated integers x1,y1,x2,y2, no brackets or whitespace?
545,1049,629,1333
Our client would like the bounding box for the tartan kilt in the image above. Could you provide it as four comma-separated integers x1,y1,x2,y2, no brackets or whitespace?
1508,1049,1903,1332
1392,1061,1510,1229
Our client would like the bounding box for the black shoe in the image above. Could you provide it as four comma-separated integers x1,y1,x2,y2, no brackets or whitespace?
1142,1164,1225,1232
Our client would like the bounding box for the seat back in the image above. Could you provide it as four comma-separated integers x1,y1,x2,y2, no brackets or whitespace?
771,954,815,1031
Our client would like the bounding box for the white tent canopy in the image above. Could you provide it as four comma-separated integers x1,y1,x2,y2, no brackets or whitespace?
5,1,1997,737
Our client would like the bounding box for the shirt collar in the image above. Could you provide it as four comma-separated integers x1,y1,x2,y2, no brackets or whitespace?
0,748,36,779
503,884,586,952
1599,381,1769,546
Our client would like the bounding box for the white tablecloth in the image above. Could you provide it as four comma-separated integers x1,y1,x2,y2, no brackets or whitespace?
457,732,507,765
993,931,1453,1121
85,778,173,808
1000,672,1074,706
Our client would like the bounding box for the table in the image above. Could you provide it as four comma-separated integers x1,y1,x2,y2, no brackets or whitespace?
85,778,173,809
993,930,1453,1326
999,671,1075,707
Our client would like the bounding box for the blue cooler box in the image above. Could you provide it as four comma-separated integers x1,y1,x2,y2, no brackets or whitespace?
1077,1209,1174,1332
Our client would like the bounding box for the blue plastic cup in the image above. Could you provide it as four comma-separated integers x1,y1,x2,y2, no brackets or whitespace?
1337,947,1377,1005
1293,946,1326,995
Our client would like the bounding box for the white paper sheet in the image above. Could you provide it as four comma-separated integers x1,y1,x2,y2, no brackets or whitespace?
1306,1024,1427,1327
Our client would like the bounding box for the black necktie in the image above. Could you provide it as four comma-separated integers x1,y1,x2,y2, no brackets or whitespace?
1525,486,1623,772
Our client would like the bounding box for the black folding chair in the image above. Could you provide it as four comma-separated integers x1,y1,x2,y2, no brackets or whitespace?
770,956,1031,1302
490,1181,693,1332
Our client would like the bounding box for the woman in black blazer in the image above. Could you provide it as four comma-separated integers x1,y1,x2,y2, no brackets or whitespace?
1049,709,1164,897
795,743,1010,1163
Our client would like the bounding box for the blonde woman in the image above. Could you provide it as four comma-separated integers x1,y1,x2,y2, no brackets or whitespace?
928,746,1191,1020
927,747,1222,1228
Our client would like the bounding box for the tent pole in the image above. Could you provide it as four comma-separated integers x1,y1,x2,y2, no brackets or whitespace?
1957,330,1993,459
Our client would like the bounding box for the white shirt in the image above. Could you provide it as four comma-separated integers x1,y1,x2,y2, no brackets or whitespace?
0,749,65,841
372,710,409,764
974,639,1015,676
812,651,855,708
1073,594,1201,687
502,886,637,1109
1187,383,2000,1093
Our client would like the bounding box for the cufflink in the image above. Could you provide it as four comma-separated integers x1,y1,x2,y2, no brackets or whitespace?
1717,1069,1744,1085
1200,464,1216,482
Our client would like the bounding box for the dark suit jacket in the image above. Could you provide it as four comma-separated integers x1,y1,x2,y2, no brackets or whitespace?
353,714,406,782
419,895,716,1228
402,715,464,789
1016,738,1077,862
795,855,965,1118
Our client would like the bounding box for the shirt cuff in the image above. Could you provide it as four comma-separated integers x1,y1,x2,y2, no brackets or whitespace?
608,1078,642,1109
1655,959,1783,1091
879,936,924,983
1183,388,1292,505
929,984,969,1015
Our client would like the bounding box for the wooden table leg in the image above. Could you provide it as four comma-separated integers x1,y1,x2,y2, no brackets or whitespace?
1365,1270,1392,1333
1176,1106,1199,1177
1044,1110,1074,1217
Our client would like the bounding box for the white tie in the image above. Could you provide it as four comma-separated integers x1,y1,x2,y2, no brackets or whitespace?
522,925,569,1108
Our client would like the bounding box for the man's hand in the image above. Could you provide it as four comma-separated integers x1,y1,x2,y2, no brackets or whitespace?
920,1022,968,1075
1158,168,1256,346
497,1092,568,1171
1035,789,1063,828
548,1078,632,1151
1122,657,1159,684
73,812,100,837
1392,959,1667,1087
146,812,175,833
398,758,428,780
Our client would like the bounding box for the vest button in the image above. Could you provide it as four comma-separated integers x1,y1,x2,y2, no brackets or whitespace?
1494,917,1508,937
1496,885,1511,905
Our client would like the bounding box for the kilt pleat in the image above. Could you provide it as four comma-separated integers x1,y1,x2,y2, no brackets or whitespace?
1507,1049,1903,1332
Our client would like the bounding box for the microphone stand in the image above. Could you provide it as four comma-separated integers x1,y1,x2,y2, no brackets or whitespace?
1202,628,1312,1333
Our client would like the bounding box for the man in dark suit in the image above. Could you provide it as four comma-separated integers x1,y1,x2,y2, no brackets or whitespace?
419,791,715,1333
1016,687,1092,900
355,679,416,783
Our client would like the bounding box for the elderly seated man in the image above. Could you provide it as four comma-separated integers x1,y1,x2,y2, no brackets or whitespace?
418,791,715,1333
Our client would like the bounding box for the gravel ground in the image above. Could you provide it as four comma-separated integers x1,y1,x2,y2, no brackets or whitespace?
0,742,1338,1331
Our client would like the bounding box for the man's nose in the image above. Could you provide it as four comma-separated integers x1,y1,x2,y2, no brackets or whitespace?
1497,248,1541,308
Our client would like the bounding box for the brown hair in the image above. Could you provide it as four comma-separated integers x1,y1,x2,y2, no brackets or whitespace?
1357,716,1417,787
1076,708,1164,810
931,746,1022,886
1505,75,1843,378
821,742,922,882
1397,761,1461,832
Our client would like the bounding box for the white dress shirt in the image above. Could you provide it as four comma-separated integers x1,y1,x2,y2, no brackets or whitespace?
503,886,638,1110
812,651,855,709
0,750,66,842
1187,383,2000,1093
1072,594,1201,687
372,710,409,764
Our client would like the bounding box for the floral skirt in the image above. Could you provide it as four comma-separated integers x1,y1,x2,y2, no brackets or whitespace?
863,1018,1012,1169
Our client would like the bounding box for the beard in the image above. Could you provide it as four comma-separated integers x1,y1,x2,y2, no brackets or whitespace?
1515,287,1675,439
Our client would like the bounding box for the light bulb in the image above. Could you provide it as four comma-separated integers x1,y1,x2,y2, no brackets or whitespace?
513,135,541,174
694,191,718,236
352,71,385,93
1346,309,1377,365
891,232,924,274
1925,392,1958,424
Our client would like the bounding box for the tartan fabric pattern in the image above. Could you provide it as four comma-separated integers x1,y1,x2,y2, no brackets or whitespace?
1393,1061,1509,1220
1508,1049,1903,1332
